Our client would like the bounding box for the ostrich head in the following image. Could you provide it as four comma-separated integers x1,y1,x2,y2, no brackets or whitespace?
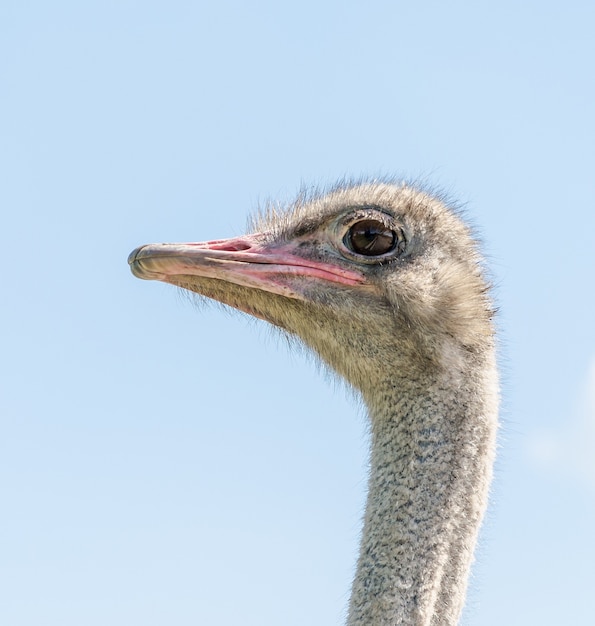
129,181,494,401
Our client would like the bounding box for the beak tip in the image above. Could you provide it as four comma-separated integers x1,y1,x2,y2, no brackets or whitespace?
128,245,157,280
128,245,145,266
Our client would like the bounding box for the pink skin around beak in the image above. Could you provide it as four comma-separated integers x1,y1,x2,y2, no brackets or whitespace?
128,233,366,301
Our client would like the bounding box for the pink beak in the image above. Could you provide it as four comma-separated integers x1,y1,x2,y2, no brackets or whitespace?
128,233,365,301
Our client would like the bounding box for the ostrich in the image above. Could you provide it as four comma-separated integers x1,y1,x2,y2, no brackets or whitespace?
128,181,498,626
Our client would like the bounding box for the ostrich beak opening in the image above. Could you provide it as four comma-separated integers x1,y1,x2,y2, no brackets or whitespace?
128,233,365,300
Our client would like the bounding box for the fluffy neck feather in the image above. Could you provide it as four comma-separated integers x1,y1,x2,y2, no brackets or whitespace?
347,347,498,626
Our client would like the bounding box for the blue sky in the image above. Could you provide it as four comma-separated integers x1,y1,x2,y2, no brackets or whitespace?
1,2,594,624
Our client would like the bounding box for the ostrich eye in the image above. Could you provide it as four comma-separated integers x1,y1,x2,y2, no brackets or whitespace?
344,219,399,256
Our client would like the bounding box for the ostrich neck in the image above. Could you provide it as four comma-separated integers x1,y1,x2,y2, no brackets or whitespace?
347,355,498,626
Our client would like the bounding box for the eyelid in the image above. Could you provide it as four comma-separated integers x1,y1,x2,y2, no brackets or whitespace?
337,210,393,236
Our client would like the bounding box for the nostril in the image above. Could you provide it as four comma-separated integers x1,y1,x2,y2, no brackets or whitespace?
209,241,252,252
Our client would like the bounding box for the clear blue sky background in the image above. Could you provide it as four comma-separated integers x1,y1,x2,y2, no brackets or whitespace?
1,2,594,625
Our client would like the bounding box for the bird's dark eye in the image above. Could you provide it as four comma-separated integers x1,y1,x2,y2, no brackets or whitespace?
344,219,399,256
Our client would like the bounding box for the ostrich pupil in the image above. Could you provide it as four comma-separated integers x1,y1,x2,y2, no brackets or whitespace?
347,220,397,255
